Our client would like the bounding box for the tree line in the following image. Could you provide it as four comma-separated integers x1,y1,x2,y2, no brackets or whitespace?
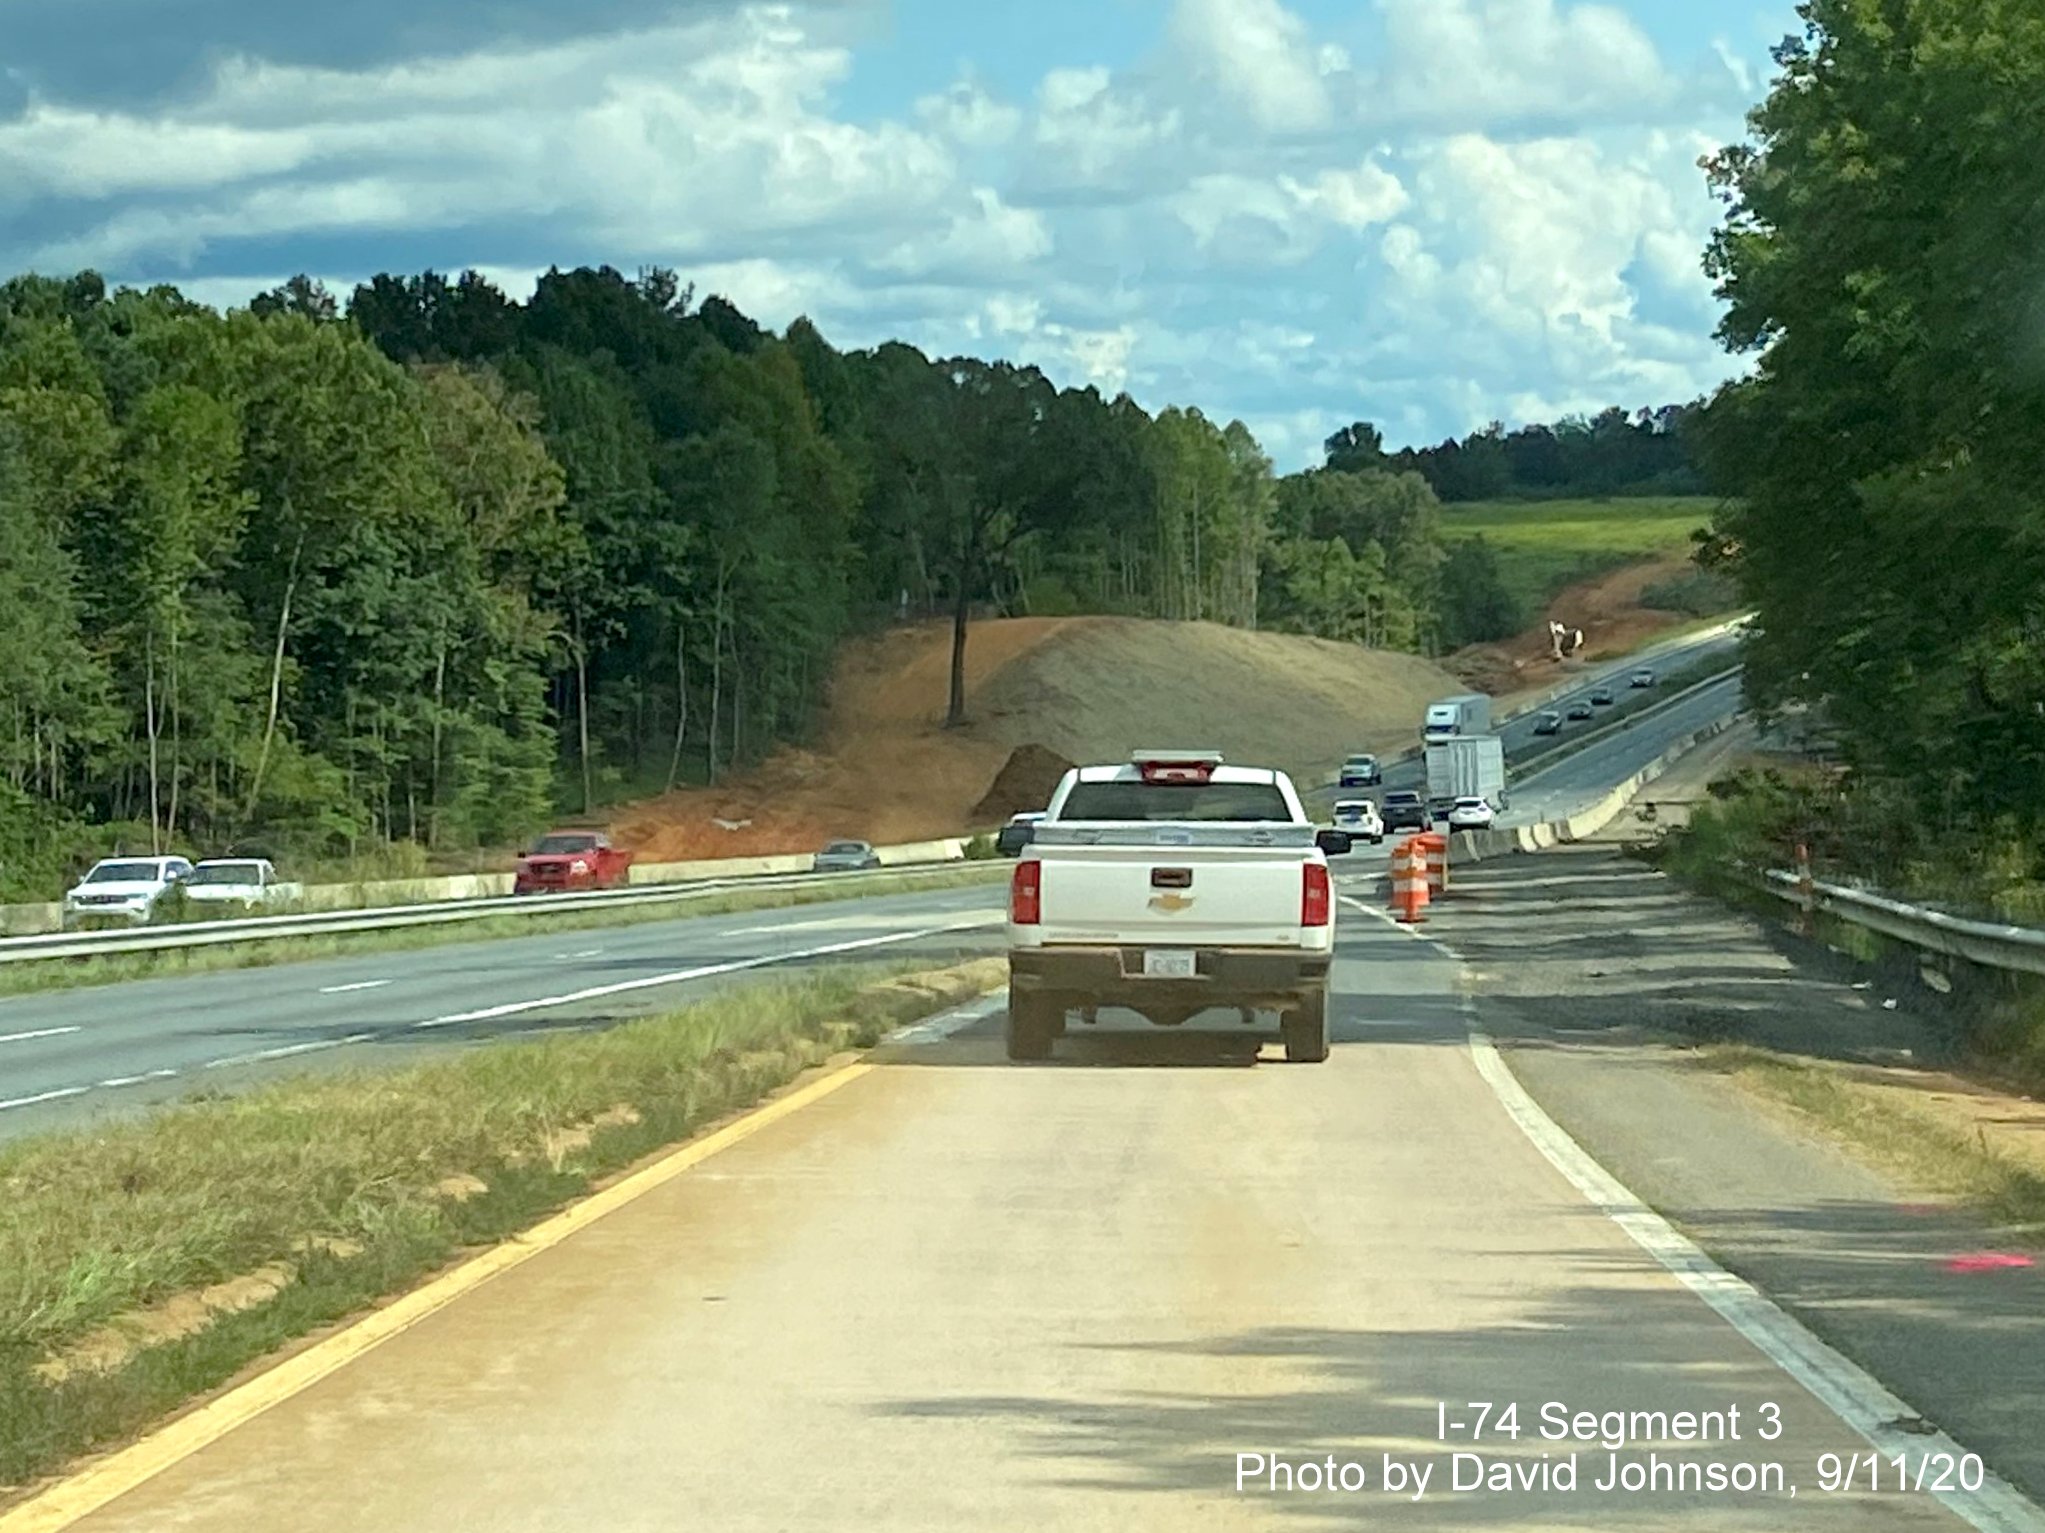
1694,0,2045,882
0,265,1494,896
1321,404,1707,503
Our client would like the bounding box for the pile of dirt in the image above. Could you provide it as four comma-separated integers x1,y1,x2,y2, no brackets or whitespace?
612,616,1467,860
971,744,1077,823
1445,555,1702,701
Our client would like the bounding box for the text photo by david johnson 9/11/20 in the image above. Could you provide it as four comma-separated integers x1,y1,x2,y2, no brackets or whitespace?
1229,1400,1992,1502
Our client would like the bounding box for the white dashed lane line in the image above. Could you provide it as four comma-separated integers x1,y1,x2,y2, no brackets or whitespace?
0,1086,90,1111
416,917,999,1030
0,1025,82,1046
317,980,391,995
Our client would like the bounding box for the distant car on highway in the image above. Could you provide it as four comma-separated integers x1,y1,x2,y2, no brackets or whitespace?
1331,799,1383,845
183,858,305,912
1590,687,1616,706
515,830,633,894
62,856,193,928
1338,752,1382,788
1381,790,1429,833
1532,710,1563,736
1630,667,1655,688
1567,701,1594,720
813,839,882,873
1446,796,1495,830
995,812,1045,858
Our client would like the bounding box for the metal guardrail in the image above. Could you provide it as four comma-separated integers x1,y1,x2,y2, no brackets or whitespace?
0,859,1005,965
1753,869,2045,979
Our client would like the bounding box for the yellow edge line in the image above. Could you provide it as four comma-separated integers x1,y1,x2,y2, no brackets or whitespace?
1,1057,879,1533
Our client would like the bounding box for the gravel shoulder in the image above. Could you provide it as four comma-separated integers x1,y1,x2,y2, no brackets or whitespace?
1425,845,2045,1505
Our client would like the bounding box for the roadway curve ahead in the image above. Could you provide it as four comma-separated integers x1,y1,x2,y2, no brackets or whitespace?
49,829,1985,1531
0,628,1745,1145
1304,619,1744,812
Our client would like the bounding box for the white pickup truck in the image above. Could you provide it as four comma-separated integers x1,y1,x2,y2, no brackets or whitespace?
1004,751,1352,1064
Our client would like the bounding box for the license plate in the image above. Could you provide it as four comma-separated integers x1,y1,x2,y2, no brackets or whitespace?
1143,949,1197,979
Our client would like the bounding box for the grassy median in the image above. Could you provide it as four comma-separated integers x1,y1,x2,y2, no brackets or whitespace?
0,863,1009,1000
0,955,1004,1498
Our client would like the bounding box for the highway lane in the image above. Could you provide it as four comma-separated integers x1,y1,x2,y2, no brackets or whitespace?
1304,622,1744,809
1500,671,1746,828
52,893,1975,1532
0,883,1007,1141
0,625,1746,1144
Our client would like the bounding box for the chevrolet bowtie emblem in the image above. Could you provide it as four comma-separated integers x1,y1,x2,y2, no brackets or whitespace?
1148,893,1195,913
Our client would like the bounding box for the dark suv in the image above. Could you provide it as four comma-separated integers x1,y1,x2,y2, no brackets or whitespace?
1381,790,1429,833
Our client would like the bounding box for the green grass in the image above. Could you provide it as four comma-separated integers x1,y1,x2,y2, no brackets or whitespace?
0,864,1010,1000
0,955,1005,1495
1439,495,1722,609
1700,1045,2045,1243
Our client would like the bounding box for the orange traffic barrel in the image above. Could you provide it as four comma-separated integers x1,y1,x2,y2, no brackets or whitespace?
1416,831,1448,895
1390,838,1430,923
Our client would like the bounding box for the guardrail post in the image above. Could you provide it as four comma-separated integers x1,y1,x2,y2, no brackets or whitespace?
1796,841,1814,938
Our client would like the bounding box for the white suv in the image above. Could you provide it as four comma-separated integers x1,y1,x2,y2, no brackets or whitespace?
1332,799,1384,844
62,856,194,928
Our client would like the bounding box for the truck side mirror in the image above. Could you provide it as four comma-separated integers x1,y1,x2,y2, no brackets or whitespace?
1316,830,1353,857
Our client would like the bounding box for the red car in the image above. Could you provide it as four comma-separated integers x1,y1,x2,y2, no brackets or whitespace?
513,830,633,894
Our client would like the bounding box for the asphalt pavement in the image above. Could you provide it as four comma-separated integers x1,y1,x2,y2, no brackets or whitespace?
0,885,1005,1140
0,626,1747,1145
1303,624,1744,812
51,895,1978,1531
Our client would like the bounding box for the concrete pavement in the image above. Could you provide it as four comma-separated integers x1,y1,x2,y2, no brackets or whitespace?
40,908,1974,1532
1412,846,2045,1509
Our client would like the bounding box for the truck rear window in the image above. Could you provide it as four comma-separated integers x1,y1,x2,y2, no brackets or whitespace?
1058,782,1292,822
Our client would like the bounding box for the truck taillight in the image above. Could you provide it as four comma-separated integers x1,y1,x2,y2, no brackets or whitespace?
1010,860,1042,925
1302,863,1331,927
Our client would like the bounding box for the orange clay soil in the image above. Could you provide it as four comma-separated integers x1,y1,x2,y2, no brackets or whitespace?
612,562,1718,862
1445,555,1701,700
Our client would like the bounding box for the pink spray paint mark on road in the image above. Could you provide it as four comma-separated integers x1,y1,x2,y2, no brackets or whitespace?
1941,1252,2035,1274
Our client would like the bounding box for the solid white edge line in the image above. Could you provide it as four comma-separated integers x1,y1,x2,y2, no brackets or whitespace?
203,1034,381,1070
1463,997,2045,1533
882,992,1005,1045
0,1025,82,1045
1353,894,2045,1532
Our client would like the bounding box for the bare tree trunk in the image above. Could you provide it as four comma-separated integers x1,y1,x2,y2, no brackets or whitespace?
665,621,689,792
574,614,593,815
245,535,304,824
732,634,745,767
946,548,971,727
165,623,182,843
144,628,161,853
428,633,446,846
708,574,725,784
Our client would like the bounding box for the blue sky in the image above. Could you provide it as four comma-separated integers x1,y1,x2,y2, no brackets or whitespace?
0,0,1801,469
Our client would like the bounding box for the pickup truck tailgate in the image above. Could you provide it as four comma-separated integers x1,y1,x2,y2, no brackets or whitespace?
1035,845,1310,946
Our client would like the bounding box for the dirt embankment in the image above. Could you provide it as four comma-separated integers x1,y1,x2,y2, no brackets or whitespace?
614,617,1465,861
1446,556,1697,698
612,554,1718,862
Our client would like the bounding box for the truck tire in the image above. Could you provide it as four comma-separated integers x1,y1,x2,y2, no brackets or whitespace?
1281,991,1330,1063
1005,989,1058,1062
